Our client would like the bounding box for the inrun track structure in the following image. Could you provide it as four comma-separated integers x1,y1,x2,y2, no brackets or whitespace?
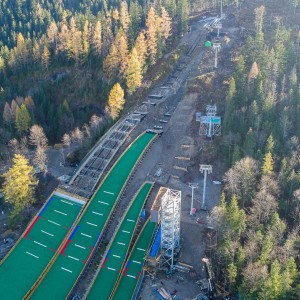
0,193,84,300
29,131,157,300
85,182,154,299
111,219,157,300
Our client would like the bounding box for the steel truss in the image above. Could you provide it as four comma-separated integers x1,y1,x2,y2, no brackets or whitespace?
160,188,181,270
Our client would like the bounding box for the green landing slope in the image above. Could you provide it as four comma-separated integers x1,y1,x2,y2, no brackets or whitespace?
0,195,83,300
30,132,156,300
112,219,156,300
86,182,153,299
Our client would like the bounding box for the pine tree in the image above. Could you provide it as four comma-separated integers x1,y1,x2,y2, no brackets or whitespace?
3,102,14,127
108,83,125,120
177,0,189,33
129,1,142,42
227,194,246,236
41,45,50,70
82,20,90,59
92,21,102,57
115,29,129,79
134,31,148,72
265,134,275,154
255,6,265,47
259,259,282,300
32,40,41,64
2,154,38,217
161,7,172,40
146,6,157,65
120,0,130,33
67,17,83,63
103,43,119,80
232,145,241,166
57,23,69,55
243,127,255,157
47,21,58,51
126,47,142,94
227,262,238,288
15,104,31,134
262,152,274,176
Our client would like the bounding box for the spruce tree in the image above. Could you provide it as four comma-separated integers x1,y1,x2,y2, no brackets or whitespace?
2,154,38,217
15,104,31,134
126,47,142,94
108,83,125,120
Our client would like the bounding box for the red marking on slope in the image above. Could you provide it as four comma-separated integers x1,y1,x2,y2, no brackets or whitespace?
24,216,39,238
60,239,72,254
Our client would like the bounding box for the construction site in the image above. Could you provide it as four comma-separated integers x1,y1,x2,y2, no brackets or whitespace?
0,2,264,300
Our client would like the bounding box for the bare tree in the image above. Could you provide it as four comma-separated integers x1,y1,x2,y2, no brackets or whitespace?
33,146,48,174
223,157,259,207
242,262,268,294
90,114,103,136
83,123,90,138
3,102,14,128
20,136,28,156
71,127,84,144
29,125,48,148
249,176,279,227
62,133,71,148
8,138,20,154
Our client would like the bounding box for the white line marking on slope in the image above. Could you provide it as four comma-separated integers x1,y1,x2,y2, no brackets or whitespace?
61,267,72,273
48,219,61,226
92,211,103,216
26,251,39,259
54,210,67,216
81,233,92,238
98,201,109,205
34,241,47,248
86,222,97,227
103,191,114,195
61,200,73,206
41,230,54,237
68,255,79,261
75,244,86,250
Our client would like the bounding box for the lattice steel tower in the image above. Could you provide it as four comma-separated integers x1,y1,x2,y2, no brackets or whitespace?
160,188,181,270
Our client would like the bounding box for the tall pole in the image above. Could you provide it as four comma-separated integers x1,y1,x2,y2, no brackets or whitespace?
214,47,218,68
213,43,221,68
208,118,212,137
200,165,212,209
221,0,223,18
189,183,198,215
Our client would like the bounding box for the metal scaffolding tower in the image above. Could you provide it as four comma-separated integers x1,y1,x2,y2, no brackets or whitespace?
200,165,212,210
160,188,181,270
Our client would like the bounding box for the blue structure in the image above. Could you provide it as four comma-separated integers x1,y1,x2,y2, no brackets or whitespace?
149,226,161,257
